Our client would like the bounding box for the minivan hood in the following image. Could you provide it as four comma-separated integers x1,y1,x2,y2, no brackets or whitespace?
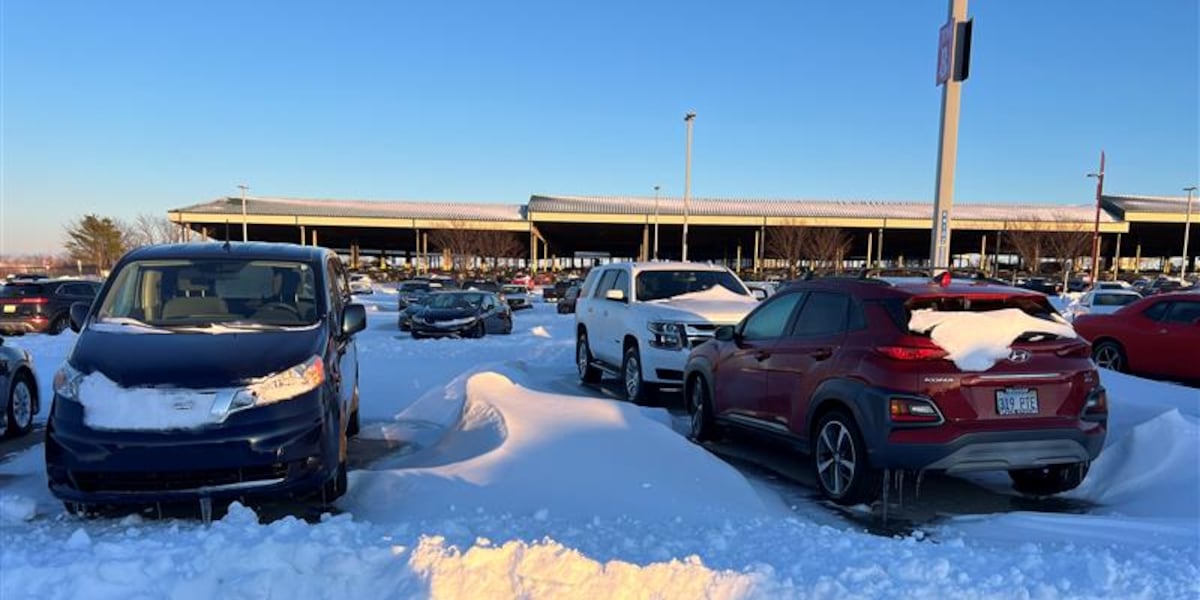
643,287,757,325
70,327,325,388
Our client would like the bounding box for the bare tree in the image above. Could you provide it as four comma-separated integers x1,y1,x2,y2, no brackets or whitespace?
1005,221,1054,275
766,220,808,278
1044,220,1094,287
475,230,524,271
428,220,481,273
127,213,183,247
801,227,852,273
1007,216,1092,278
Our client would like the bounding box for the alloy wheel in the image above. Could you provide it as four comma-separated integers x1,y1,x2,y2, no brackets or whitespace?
690,384,706,439
815,420,856,498
577,338,590,378
10,379,33,430
1094,345,1123,371
624,354,641,401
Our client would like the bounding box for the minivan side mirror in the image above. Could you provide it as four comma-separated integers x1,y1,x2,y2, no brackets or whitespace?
69,302,90,333
714,325,736,342
604,289,626,302
342,303,367,337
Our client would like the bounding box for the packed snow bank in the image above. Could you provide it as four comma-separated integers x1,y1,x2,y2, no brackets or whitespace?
909,308,1076,371
343,367,785,523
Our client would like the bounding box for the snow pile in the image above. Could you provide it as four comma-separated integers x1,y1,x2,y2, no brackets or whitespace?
0,494,36,523
908,308,1076,371
77,371,225,431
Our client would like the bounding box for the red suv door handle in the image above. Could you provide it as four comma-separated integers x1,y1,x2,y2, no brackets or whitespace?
810,347,833,361
754,350,771,361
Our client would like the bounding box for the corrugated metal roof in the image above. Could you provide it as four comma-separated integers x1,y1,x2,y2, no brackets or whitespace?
529,194,1119,223
172,197,528,222
1102,194,1194,215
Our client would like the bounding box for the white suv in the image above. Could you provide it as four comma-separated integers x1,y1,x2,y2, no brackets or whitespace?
574,262,758,403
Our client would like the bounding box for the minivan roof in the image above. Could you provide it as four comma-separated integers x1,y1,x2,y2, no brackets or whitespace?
123,242,331,263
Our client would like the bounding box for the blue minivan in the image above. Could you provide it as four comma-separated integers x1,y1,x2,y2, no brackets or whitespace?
46,243,366,512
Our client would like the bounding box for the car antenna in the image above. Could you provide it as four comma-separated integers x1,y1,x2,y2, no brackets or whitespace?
223,219,232,250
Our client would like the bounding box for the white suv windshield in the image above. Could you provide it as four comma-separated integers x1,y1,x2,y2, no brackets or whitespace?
635,270,747,302
97,259,321,327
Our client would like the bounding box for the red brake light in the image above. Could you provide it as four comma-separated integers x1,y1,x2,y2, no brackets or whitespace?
889,397,943,422
17,297,49,305
935,271,952,287
876,345,948,361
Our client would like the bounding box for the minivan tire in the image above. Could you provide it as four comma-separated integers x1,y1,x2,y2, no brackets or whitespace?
812,411,883,506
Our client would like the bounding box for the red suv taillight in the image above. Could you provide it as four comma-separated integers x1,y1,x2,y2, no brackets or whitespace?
876,339,948,361
17,297,49,304
1082,387,1107,421
889,397,944,424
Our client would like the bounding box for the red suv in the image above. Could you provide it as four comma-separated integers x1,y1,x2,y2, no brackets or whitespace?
684,277,1107,505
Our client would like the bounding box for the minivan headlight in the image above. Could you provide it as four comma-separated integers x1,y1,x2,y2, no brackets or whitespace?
231,355,326,409
53,364,84,401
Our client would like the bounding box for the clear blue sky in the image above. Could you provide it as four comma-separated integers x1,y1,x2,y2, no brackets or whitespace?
2,0,1197,254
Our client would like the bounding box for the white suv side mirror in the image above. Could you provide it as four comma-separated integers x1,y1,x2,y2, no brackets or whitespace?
604,289,626,302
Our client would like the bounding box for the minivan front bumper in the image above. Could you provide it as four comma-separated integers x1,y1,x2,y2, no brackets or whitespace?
45,388,340,505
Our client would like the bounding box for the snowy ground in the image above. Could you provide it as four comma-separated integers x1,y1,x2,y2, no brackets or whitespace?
0,290,1197,598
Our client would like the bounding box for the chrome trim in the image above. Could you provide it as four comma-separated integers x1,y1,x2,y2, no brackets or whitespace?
972,372,1064,382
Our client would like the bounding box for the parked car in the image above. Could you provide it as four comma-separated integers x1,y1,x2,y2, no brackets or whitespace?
0,279,101,335
1074,292,1200,381
1018,277,1062,295
500,284,534,311
463,280,501,294
410,291,512,338
396,280,442,310
5,273,49,282
1145,278,1190,296
557,283,582,314
1064,289,1142,321
575,262,757,403
684,276,1106,505
543,280,576,303
348,273,374,295
1087,281,1133,292
0,338,38,438
45,243,367,513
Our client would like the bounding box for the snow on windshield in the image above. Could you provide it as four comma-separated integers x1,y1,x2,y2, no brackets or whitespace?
647,283,755,305
909,308,1077,371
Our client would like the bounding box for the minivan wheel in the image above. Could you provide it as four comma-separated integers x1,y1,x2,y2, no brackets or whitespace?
576,332,602,384
1092,341,1126,372
812,411,882,505
1009,463,1089,496
687,376,716,442
5,373,35,437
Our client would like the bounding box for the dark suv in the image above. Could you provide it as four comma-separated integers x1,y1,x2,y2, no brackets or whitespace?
0,279,100,335
684,276,1106,505
45,243,366,512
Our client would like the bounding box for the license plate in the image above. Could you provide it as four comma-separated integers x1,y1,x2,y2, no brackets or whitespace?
996,388,1039,416
2,305,15,314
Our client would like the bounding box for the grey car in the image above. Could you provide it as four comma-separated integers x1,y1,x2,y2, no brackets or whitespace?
0,338,38,438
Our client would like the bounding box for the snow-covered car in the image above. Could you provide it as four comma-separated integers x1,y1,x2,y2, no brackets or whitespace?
500,284,534,311
411,291,512,338
1064,289,1142,321
575,262,757,403
0,338,38,439
348,273,374,295
45,243,367,513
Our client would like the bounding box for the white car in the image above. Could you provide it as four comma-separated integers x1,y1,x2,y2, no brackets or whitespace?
348,273,374,295
574,262,757,403
1065,289,1142,321
500,284,534,311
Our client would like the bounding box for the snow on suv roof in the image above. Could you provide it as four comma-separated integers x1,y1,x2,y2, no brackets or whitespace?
609,261,733,272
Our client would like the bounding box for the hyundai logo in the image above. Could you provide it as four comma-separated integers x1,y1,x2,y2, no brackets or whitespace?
172,400,195,411
1008,349,1032,363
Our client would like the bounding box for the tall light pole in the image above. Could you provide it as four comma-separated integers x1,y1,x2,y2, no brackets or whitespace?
929,0,970,271
1086,152,1105,283
653,185,661,260
1184,186,1197,278
237,184,250,242
682,112,695,262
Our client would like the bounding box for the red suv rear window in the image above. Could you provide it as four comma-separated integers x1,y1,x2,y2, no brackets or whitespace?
880,294,1062,335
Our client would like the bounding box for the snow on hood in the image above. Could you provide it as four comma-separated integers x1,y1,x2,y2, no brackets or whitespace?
644,286,757,324
908,308,1077,372
77,370,228,431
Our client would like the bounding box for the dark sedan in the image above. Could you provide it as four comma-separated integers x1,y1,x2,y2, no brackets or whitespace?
45,243,367,512
411,291,512,338
1,338,39,438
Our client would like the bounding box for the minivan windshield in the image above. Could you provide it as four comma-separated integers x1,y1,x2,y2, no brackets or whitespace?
635,270,748,302
97,259,322,328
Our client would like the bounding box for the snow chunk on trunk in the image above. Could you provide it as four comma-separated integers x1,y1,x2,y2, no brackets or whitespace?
908,308,1076,372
